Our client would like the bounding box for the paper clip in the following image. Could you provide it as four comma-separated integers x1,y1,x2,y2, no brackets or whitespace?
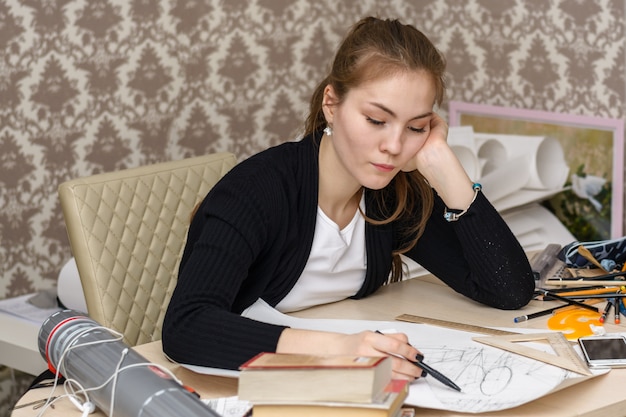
12,396,57,410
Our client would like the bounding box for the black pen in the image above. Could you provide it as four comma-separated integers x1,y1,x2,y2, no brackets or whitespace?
375,330,461,392
412,355,462,392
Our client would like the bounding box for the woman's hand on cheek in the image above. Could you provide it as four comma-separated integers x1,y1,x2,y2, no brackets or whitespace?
415,114,457,180
402,113,449,173
413,113,474,205
427,113,449,145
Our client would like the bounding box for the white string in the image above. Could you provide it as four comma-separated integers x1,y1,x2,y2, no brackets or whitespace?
35,325,122,417
109,347,128,415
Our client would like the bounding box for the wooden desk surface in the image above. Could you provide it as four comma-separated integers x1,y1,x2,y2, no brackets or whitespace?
12,275,626,417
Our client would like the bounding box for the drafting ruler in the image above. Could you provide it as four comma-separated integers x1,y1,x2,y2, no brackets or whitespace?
473,332,592,376
395,314,517,336
395,314,592,376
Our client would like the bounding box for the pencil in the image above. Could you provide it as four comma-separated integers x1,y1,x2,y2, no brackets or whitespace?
548,285,610,293
619,299,626,320
513,304,570,322
536,289,600,312
599,300,613,323
560,293,626,299
614,299,621,324
553,287,621,297
512,299,602,323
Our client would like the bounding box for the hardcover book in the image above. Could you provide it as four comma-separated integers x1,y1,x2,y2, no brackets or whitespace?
250,379,410,417
237,352,392,403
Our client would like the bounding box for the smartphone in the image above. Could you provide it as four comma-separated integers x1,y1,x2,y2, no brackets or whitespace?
578,335,626,368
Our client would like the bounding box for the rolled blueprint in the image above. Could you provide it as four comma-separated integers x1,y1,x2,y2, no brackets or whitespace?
38,310,221,417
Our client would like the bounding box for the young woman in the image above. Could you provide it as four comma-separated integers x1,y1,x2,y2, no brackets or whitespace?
162,16,535,381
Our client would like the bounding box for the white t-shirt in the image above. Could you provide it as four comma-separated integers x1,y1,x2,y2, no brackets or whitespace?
275,196,367,312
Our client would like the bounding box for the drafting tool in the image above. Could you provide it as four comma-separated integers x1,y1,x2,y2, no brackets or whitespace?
598,299,613,323
513,304,569,323
395,314,517,336
473,332,592,376
551,287,621,297
530,243,562,282
559,293,626,300
545,268,626,287
547,309,602,340
514,299,603,323
545,278,626,287
376,329,461,391
567,269,626,281
396,314,593,375
535,289,600,312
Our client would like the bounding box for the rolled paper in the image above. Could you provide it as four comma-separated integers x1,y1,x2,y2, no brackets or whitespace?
476,138,507,176
451,145,480,180
448,126,480,179
475,133,569,190
479,155,531,202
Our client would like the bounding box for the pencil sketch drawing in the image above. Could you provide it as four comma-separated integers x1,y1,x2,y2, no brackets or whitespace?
413,344,578,412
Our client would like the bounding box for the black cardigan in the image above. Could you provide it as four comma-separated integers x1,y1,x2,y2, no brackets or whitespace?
162,134,535,369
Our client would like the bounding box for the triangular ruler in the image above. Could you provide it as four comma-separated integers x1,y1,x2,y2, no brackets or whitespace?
473,332,592,376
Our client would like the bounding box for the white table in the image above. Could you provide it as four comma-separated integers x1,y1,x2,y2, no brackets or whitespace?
0,312,47,376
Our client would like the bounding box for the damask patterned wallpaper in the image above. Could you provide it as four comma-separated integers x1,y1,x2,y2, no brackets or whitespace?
0,0,624,299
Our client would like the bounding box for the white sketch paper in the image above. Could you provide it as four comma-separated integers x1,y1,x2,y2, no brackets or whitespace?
181,299,605,413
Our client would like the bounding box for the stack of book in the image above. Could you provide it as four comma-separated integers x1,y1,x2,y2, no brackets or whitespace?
237,352,413,416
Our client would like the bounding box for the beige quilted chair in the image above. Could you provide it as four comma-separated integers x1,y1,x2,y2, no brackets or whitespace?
58,153,237,346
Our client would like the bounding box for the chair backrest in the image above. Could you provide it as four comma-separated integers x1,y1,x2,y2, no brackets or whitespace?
58,153,237,346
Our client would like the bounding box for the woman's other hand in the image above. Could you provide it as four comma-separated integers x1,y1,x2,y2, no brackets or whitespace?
414,113,474,209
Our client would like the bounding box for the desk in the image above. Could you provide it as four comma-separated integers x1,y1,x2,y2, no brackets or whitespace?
12,274,626,416
0,312,47,376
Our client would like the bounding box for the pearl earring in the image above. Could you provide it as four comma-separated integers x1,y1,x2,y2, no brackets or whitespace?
324,126,333,136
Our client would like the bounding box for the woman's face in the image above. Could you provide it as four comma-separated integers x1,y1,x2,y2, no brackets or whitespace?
322,70,437,191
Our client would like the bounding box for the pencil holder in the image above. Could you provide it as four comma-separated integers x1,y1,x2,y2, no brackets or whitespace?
558,237,626,268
